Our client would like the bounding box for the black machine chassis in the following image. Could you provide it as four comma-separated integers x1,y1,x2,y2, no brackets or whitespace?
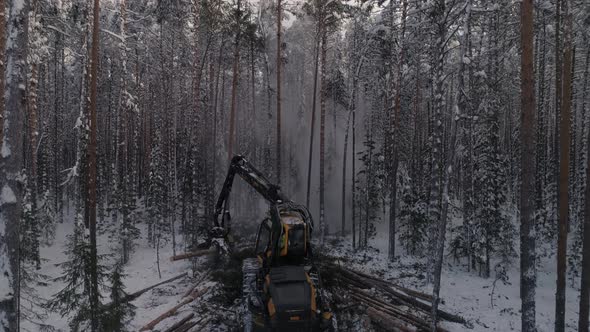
241,258,327,332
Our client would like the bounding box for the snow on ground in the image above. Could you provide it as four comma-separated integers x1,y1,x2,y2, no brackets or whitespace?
24,212,585,331
22,217,210,332
323,228,583,332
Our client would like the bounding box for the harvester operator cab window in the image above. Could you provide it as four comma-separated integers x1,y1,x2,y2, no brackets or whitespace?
278,213,308,263
255,218,272,258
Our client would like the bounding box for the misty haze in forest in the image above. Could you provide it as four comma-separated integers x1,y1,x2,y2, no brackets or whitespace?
1,0,590,331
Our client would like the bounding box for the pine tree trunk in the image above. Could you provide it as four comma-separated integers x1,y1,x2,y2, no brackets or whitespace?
553,0,561,236
0,0,4,150
459,0,473,272
555,0,572,329
319,19,327,243
306,25,320,209
276,0,282,185
228,0,241,161
28,63,39,179
429,0,447,329
520,0,537,330
352,78,357,249
0,0,30,329
389,0,408,262
535,12,547,242
342,22,364,238
342,110,351,237
579,56,590,327
87,0,101,330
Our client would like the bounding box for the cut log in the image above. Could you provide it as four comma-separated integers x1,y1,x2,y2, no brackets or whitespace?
351,290,450,332
139,287,209,331
351,290,428,329
100,273,188,315
163,313,195,332
182,270,211,298
192,317,211,331
170,249,217,261
128,273,188,300
350,287,434,329
175,320,199,332
367,307,416,332
348,268,434,302
335,266,466,324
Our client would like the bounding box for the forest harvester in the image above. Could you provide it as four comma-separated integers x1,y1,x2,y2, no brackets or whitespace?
209,155,333,332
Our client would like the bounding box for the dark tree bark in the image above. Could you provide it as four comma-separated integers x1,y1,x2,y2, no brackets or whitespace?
306,15,320,209
228,0,241,161
579,39,590,332
276,0,282,184
389,0,408,262
429,0,448,329
0,0,30,330
319,14,327,243
0,0,4,149
520,0,537,331
87,0,101,330
555,0,572,330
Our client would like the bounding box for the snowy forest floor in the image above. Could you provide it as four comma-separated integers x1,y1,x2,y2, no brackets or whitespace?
23,218,582,332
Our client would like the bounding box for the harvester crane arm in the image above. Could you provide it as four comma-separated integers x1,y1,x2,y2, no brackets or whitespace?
213,155,289,231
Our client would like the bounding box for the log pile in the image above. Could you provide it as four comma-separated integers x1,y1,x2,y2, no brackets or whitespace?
169,248,217,261
138,286,210,331
327,264,467,332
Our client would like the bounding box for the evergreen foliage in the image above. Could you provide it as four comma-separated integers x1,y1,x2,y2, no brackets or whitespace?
47,224,109,331
102,263,135,332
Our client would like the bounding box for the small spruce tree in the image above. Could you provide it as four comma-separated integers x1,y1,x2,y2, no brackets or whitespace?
48,223,109,331
102,263,135,331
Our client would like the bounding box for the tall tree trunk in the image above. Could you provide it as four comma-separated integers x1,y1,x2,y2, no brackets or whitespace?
342,18,363,238
228,0,241,161
389,0,408,262
0,0,4,150
276,0,282,184
306,31,320,208
429,0,447,329
87,0,101,330
520,0,537,331
319,20,327,243
553,0,561,232
555,0,572,329
28,63,39,180
0,0,30,330
352,69,357,248
460,0,473,272
579,50,590,327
